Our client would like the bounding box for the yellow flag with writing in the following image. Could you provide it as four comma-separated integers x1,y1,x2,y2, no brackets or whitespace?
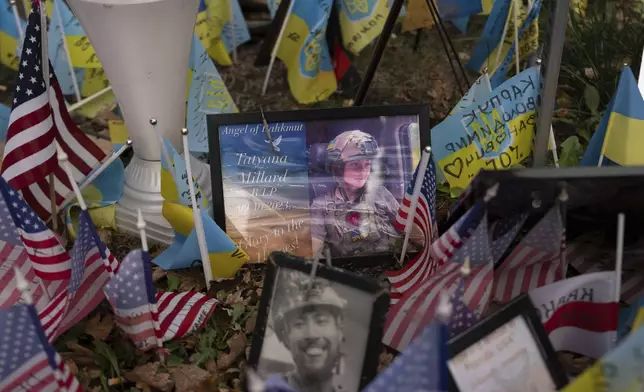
337,0,390,55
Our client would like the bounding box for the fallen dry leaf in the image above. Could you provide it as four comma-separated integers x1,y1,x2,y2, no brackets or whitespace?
244,313,256,334
170,364,212,392
205,359,218,375
216,333,247,371
169,270,207,292
85,313,114,341
225,290,245,306
124,362,174,392
152,267,167,282
64,359,78,375
61,341,98,366
242,270,252,284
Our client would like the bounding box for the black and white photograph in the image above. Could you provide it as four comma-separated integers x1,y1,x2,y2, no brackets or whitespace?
248,252,389,392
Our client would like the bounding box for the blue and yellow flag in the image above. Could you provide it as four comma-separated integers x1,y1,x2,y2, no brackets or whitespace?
431,66,540,190
63,157,125,239
186,33,237,153
160,138,208,210
155,203,249,278
57,0,101,69
274,0,336,104
467,0,539,77
196,0,250,67
48,0,84,96
337,0,390,55
591,67,644,166
489,0,541,88
563,319,644,392
0,2,25,70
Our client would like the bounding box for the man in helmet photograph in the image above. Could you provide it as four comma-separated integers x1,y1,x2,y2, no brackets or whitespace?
259,270,348,392
309,130,417,258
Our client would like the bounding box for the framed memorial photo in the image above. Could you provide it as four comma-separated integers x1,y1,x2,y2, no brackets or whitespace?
447,294,568,392
208,104,430,264
247,251,389,392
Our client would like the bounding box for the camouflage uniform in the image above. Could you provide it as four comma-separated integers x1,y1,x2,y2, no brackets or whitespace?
311,130,402,257
272,271,347,392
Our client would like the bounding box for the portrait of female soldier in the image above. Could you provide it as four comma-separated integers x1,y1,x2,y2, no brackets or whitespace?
309,130,404,258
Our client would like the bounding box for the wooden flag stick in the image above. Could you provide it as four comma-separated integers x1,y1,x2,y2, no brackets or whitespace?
398,146,432,265
138,209,166,364
55,141,87,211
181,128,213,289
261,0,295,96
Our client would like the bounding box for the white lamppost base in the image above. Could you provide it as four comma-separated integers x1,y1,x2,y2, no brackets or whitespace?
115,154,212,245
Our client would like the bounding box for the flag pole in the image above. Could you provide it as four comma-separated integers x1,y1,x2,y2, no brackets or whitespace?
493,1,513,69
436,290,452,392
66,86,113,113
55,141,87,211
56,139,132,212
52,0,81,103
535,58,560,167
261,0,295,96
512,0,520,74
9,0,24,41
151,118,178,184
614,213,625,346
137,208,167,364
181,128,214,289
38,0,58,231
229,0,237,64
398,146,432,265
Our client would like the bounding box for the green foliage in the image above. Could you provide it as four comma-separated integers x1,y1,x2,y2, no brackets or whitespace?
559,135,585,166
555,0,644,154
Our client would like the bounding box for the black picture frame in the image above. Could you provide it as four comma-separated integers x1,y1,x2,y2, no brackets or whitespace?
442,165,644,243
207,104,430,265
247,251,390,392
447,294,568,392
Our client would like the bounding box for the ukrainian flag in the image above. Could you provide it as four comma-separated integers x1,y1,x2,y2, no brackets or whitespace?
160,138,208,209
155,138,248,277
563,321,644,392
337,0,390,55
581,67,644,166
0,3,25,70
186,33,238,153
196,0,250,67
63,157,125,239
275,0,337,104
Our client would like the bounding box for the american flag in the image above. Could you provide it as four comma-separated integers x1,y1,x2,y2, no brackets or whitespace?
363,321,445,392
105,249,217,350
387,199,485,305
383,203,494,352
0,1,105,220
448,279,478,338
0,186,62,311
49,210,118,341
385,158,438,301
488,212,527,264
0,175,71,281
492,205,566,303
0,303,80,391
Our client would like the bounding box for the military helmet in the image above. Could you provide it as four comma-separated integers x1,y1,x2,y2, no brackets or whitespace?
272,271,347,342
326,130,379,172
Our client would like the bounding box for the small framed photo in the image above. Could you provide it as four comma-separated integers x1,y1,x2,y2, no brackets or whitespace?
208,104,430,264
447,294,568,392
248,251,390,392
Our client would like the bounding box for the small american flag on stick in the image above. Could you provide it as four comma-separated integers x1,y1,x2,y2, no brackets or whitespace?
387,199,486,305
386,156,438,301
0,175,70,281
105,249,218,350
0,303,80,391
0,1,105,220
492,205,566,303
383,202,494,352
